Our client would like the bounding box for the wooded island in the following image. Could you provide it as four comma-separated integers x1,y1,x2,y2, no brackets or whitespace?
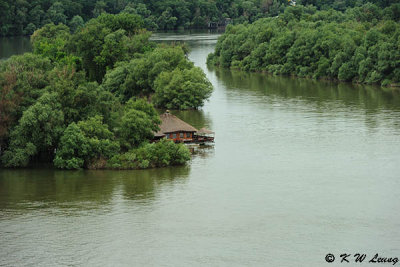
207,3,400,87
1,0,399,169
0,13,213,169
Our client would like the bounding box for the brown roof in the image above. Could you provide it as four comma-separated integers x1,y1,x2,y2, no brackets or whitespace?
154,112,198,137
198,128,214,134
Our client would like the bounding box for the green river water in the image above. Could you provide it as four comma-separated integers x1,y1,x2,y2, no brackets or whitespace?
0,32,400,266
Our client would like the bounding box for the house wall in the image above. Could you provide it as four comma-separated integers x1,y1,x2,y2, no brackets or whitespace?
165,131,194,142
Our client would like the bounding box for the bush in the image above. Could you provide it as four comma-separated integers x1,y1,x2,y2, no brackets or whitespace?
117,99,160,149
54,116,120,169
107,139,190,169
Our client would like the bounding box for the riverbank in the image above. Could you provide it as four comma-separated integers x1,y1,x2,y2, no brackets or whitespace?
1,31,400,267
213,66,400,89
207,5,400,88
0,15,213,170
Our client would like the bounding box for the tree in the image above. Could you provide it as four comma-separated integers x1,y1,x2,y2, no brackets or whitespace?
31,23,78,64
93,1,107,18
107,139,190,169
1,93,65,167
0,53,53,124
46,66,117,125
101,61,130,98
46,2,67,25
153,67,213,109
0,69,20,147
29,5,45,29
68,15,84,33
96,29,129,72
96,13,144,35
102,45,192,100
1,11,219,170
24,23,36,35
53,122,89,169
208,4,400,86
54,115,120,169
134,139,191,167
70,13,144,82
70,19,112,81
117,99,160,149
127,45,192,93
158,8,178,30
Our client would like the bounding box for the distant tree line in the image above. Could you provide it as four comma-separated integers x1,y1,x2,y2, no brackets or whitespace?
207,3,400,86
2,0,399,36
0,13,213,169
296,0,400,11
0,0,283,36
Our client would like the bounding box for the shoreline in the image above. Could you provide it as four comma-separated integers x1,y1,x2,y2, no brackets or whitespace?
211,64,400,90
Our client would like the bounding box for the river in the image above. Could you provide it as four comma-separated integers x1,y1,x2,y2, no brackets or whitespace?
0,37,32,60
1,32,400,266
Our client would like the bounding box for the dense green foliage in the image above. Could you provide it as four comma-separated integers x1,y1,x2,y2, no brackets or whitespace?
102,45,212,108
117,99,161,149
2,93,64,167
54,116,120,169
297,0,400,11
102,46,192,99
0,54,53,145
208,4,400,86
108,139,191,169
153,67,213,109
0,0,288,36
2,0,400,36
0,13,212,169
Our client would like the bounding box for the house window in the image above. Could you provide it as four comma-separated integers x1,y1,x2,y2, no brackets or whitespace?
186,133,191,138
172,133,177,139
166,134,170,139
180,133,184,138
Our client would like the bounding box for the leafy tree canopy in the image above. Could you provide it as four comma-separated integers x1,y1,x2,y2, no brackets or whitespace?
0,12,207,169
154,67,213,109
2,0,399,37
54,115,120,169
208,4,400,86
2,92,65,167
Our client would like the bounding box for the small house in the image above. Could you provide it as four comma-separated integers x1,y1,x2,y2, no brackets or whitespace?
153,111,198,143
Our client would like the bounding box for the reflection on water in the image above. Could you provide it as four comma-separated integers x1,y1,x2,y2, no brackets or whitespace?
0,37,32,59
216,68,400,111
170,109,214,131
215,68,400,132
0,166,190,213
121,166,190,200
0,170,114,209
1,32,400,266
191,146,215,159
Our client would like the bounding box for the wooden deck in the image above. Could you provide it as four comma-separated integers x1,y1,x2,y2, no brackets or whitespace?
177,136,214,145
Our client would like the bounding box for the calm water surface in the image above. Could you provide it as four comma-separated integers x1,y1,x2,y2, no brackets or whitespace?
0,37,31,60
1,32,400,266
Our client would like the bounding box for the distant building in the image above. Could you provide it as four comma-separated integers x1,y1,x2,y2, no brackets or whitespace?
153,111,215,144
153,111,198,143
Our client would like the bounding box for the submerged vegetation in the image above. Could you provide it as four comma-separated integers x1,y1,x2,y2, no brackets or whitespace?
0,13,213,169
207,3,400,87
